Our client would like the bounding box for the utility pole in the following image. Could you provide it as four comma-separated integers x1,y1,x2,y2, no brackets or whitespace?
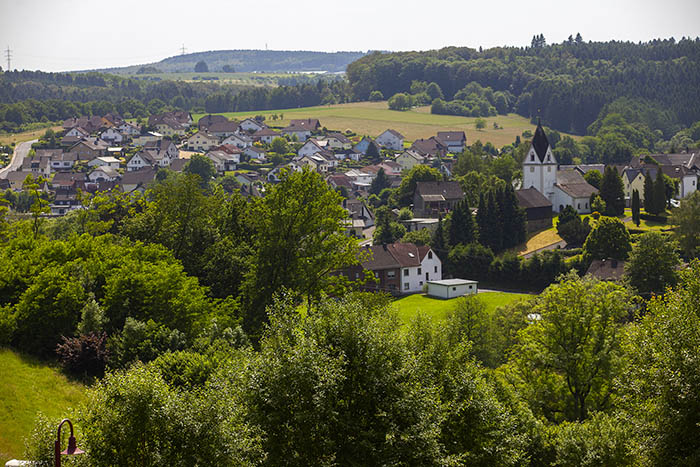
180,44,186,56
5,46,11,71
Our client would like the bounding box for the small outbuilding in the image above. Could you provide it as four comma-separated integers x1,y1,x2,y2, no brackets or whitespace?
427,279,478,299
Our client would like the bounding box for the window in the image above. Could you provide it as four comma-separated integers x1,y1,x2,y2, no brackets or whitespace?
530,154,534,161
434,266,438,273
452,287,457,291
578,203,581,209
354,272,360,279
428,251,433,259
404,269,409,277
404,282,409,291
530,167,535,172
547,166,551,172
418,268,422,275
419,281,423,286
387,270,396,278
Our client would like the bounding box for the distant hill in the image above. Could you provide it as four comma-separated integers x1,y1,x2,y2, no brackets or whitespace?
91,49,369,74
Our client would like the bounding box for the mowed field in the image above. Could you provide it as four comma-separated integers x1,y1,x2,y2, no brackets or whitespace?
194,101,566,147
0,349,87,464
393,291,534,326
0,126,62,146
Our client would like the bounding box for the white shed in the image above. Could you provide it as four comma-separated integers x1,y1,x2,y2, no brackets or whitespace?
427,279,478,299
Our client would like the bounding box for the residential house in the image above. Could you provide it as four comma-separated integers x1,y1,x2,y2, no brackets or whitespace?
267,163,302,183
413,181,464,217
126,151,157,172
243,146,267,161
89,166,120,183
88,156,121,170
235,172,261,187
206,150,239,173
21,155,51,177
281,125,312,142
49,152,78,172
150,111,193,129
353,136,378,155
65,127,89,139
63,116,106,133
410,137,447,158
120,167,157,193
586,258,627,282
341,243,442,294
298,153,332,173
552,169,598,214
154,119,186,137
515,187,553,233
222,133,253,149
197,114,230,131
343,199,374,237
253,128,281,144
132,132,163,146
117,122,141,136
144,139,179,160
326,173,354,193
333,147,363,161
324,132,353,150
50,188,82,216
298,139,329,158
395,150,425,172
99,127,124,144
239,118,266,133
187,132,219,152
5,171,31,190
169,158,188,173
436,131,467,154
68,139,109,161
51,171,88,190
208,121,240,139
376,129,404,151
289,118,321,131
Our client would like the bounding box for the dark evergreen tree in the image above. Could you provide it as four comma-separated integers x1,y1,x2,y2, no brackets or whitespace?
475,193,488,248
431,216,447,257
643,171,655,213
632,189,641,226
366,141,380,162
480,192,503,253
653,168,667,214
369,168,390,195
448,199,476,247
501,186,527,249
600,166,625,216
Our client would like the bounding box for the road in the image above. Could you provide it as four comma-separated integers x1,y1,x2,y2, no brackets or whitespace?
0,139,37,179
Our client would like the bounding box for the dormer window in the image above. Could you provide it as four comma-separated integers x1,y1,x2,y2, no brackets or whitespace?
530,154,535,161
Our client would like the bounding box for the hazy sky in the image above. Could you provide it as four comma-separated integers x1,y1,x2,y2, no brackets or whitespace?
0,0,698,72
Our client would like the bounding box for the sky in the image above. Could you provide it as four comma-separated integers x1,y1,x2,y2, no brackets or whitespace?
0,0,699,72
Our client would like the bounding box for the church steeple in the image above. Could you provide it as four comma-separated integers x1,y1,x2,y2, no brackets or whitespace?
531,120,550,162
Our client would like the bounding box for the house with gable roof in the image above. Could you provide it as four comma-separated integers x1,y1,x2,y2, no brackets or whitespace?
376,129,405,151
395,150,426,172
413,181,464,217
436,131,467,154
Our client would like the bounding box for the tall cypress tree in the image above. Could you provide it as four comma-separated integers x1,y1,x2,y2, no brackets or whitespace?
476,193,488,244
501,185,527,248
631,189,641,226
653,168,667,214
643,171,654,213
481,191,503,252
448,198,476,247
432,216,447,256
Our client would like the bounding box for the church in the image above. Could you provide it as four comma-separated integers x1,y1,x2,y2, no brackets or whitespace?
522,122,598,213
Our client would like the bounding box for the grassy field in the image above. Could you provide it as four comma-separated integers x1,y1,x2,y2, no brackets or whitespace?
393,291,534,326
0,349,87,464
193,102,574,147
514,226,563,256
0,126,61,146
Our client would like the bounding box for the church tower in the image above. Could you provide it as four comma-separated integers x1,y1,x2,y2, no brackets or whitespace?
522,121,558,200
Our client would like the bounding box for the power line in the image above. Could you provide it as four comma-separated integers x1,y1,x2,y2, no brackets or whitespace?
5,46,11,71
180,44,187,55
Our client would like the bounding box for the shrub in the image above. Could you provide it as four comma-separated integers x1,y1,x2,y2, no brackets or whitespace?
56,332,109,378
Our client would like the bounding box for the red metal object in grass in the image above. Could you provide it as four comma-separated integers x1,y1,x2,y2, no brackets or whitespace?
54,419,84,467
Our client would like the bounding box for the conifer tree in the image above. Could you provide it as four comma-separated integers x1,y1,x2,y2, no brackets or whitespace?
431,216,447,256
476,193,488,244
632,189,641,226
448,198,476,247
600,166,625,216
501,186,527,248
653,169,667,214
643,171,655,213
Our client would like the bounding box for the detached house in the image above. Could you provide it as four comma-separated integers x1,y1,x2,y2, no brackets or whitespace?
411,137,447,158
89,166,120,183
206,150,239,173
222,133,253,149
436,131,466,154
68,139,109,161
324,132,353,150
341,243,442,294
99,127,124,144
395,150,425,171
376,129,404,151
120,167,157,193
243,146,267,161
208,121,240,139
253,128,281,144
298,139,329,158
413,181,464,218
187,132,219,152
239,118,266,133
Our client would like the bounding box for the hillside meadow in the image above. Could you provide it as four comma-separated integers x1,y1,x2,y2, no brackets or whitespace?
194,101,578,147
0,349,87,464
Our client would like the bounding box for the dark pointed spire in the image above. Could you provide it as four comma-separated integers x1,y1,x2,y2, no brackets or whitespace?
531,120,550,162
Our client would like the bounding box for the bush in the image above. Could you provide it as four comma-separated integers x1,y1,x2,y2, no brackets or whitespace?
369,90,384,101
448,243,494,281
639,212,668,223
151,350,216,389
108,318,187,369
56,332,109,378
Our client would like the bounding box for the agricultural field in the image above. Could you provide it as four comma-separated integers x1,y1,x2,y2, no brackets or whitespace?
0,126,62,146
393,291,534,326
194,101,578,147
0,349,87,464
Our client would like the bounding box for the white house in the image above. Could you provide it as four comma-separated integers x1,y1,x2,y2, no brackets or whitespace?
49,153,77,171
206,150,239,173
297,139,328,158
132,132,163,146
243,146,267,161
222,133,253,149
324,132,353,150
238,118,266,133
117,122,141,136
126,152,157,172
281,126,311,142
395,150,425,171
89,166,120,183
376,129,404,151
427,279,478,299
187,132,219,152
99,127,124,144
144,139,179,161
65,127,89,139
551,169,598,214
436,131,467,154
88,156,121,169
254,128,281,144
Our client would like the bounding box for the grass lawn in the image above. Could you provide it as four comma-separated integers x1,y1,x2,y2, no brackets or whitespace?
393,291,534,326
0,349,87,464
514,226,563,256
193,102,578,148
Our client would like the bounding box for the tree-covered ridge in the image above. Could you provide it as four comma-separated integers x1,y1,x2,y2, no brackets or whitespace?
94,49,369,74
346,38,700,135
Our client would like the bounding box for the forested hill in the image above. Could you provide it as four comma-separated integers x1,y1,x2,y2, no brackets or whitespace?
346,38,700,135
94,50,368,74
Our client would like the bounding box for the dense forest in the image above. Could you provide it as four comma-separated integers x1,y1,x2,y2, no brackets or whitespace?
347,37,700,136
